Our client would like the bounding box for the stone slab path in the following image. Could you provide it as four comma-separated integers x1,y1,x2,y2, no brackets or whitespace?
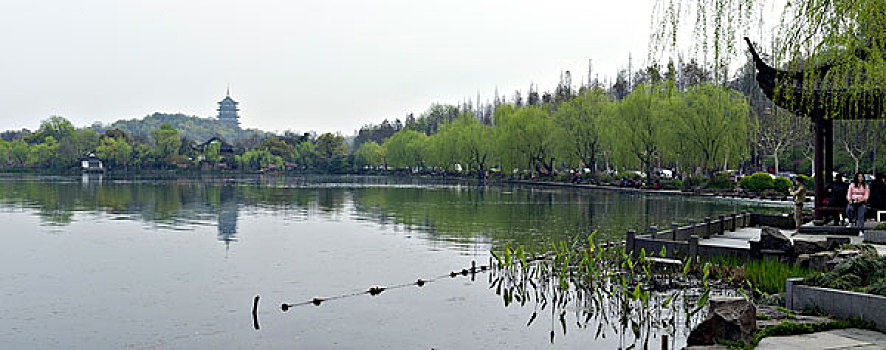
698,226,886,256
756,328,886,349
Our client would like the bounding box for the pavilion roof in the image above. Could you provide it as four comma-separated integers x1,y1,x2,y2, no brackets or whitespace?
745,37,885,120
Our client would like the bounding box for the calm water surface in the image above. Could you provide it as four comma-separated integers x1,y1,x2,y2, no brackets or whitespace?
0,176,783,349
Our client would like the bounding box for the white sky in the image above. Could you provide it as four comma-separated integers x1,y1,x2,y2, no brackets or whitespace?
1,0,669,135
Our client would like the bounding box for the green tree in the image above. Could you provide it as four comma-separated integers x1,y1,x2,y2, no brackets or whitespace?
31,116,75,143
261,137,296,161
96,137,133,170
384,129,428,169
293,141,317,169
674,83,750,174
7,139,30,166
236,149,283,171
204,140,222,166
610,84,674,176
132,143,154,167
151,124,181,167
0,141,7,165
316,133,347,161
354,141,385,169
27,136,59,167
495,105,558,176
553,89,611,171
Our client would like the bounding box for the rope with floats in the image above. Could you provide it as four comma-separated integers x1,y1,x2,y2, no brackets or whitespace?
279,259,495,311
251,239,624,329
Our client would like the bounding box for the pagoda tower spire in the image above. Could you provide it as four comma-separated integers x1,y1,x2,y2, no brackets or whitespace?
217,87,240,128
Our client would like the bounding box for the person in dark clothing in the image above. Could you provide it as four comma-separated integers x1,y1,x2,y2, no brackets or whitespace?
826,173,849,225
870,173,886,210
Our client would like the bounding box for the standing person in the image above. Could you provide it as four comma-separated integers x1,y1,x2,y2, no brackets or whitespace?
846,172,870,235
789,177,807,233
869,173,886,211
826,173,848,224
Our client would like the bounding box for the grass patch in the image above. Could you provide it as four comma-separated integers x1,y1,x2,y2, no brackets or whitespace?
745,259,813,294
720,318,877,348
753,318,876,344
708,256,813,294
774,306,797,318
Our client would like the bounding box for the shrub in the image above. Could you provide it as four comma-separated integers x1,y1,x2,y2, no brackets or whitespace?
797,175,814,190
739,172,774,193
807,255,886,296
683,175,708,189
707,173,734,190
773,176,793,194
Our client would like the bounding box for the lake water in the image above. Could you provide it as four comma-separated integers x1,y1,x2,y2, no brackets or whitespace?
0,176,782,349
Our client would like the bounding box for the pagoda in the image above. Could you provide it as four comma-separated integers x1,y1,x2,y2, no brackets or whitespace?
217,87,241,128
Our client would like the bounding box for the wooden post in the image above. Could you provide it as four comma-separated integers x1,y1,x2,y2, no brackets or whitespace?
626,229,636,255
649,226,658,239
689,235,699,262
670,223,679,241
730,212,738,231
252,295,261,330
661,334,669,350
718,215,726,235
814,116,825,221
824,119,834,187
704,217,712,239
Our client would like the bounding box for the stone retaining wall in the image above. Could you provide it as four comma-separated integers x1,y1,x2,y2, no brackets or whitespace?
786,278,886,332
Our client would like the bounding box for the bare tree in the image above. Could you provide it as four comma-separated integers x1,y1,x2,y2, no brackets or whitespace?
754,107,808,174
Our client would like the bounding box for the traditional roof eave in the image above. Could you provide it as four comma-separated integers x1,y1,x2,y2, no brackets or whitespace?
744,37,885,120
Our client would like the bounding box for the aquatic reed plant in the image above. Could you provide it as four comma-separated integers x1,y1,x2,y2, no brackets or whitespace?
489,234,746,347
707,256,813,295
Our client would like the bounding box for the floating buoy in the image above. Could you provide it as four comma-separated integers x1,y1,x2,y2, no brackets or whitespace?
368,286,385,296
281,303,290,312
312,297,323,306
416,279,426,287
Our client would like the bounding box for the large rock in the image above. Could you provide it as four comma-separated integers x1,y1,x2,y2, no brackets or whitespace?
758,227,792,253
796,254,811,269
687,297,757,346
809,251,836,272
793,240,829,255
826,237,851,250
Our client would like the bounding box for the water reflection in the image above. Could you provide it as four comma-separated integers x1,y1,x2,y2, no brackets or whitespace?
217,185,238,255
0,177,782,252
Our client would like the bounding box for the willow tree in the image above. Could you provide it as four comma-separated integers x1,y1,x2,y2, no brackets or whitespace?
493,105,557,176
675,83,750,174
383,129,428,170
430,113,493,174
655,0,886,218
354,141,385,169
553,88,612,172
653,0,886,104
610,84,675,177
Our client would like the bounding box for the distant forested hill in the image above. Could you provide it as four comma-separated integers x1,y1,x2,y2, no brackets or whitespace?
107,113,268,144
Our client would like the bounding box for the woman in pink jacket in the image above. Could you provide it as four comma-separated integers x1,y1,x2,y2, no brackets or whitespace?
846,172,870,233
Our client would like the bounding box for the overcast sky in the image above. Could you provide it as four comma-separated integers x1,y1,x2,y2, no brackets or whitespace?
0,0,662,135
